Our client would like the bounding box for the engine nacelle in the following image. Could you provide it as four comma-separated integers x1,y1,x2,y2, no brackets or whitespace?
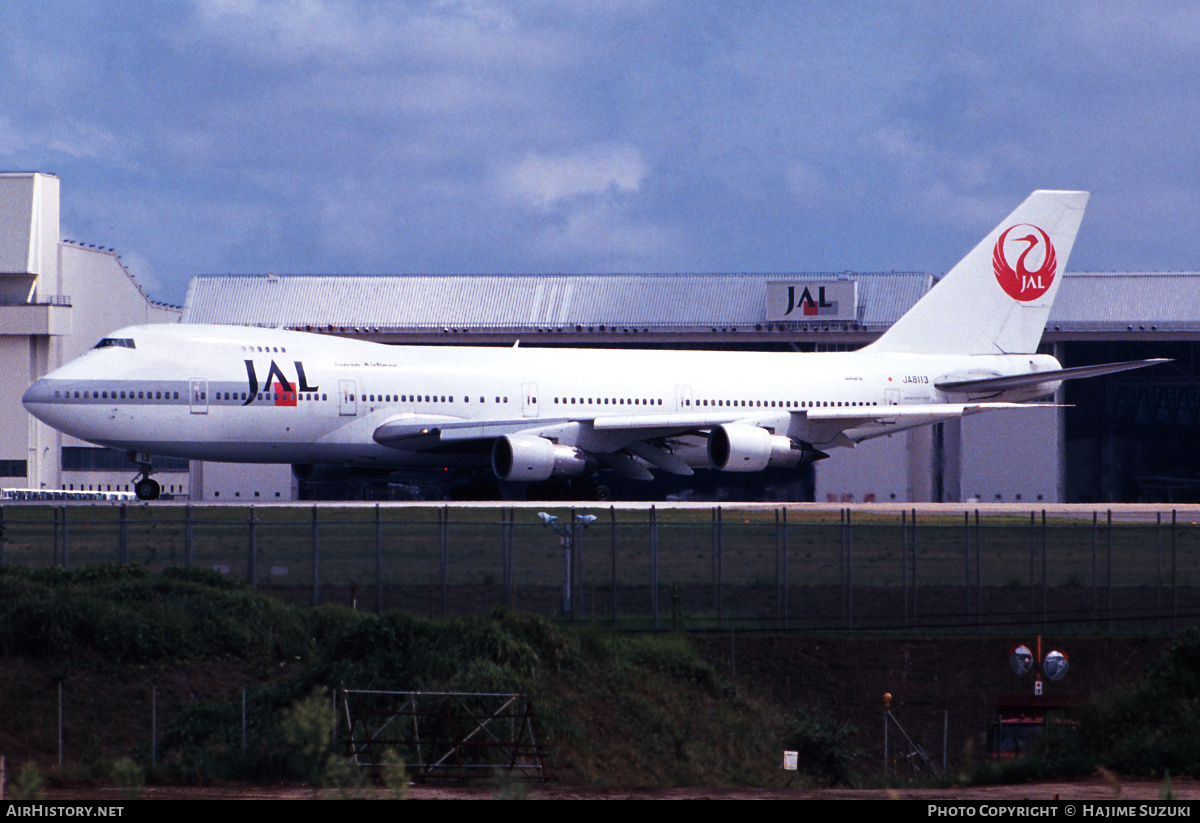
707,424,821,472
491,435,594,482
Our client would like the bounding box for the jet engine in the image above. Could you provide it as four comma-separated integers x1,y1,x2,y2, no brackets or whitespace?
707,424,824,472
491,434,595,482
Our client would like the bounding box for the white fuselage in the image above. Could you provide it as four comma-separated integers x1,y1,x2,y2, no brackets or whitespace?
22,324,1062,473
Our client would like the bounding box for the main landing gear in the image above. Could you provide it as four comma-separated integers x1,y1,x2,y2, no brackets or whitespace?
134,477,161,501
130,453,160,501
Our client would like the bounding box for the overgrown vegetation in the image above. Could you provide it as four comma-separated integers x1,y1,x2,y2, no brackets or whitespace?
0,564,857,788
0,565,319,665
782,711,861,787
159,608,792,787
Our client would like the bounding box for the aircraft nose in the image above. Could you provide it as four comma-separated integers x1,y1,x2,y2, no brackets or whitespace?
22,378,55,421
21,376,63,424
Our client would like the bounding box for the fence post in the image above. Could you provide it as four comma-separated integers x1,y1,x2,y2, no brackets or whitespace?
1106,509,1112,632
501,508,511,604
974,510,981,630
610,506,617,628
964,511,970,628
508,507,516,610
1172,510,1178,632
568,506,577,621
775,508,783,628
0,505,5,565
1092,510,1098,628
439,505,448,615
185,504,194,567
1041,510,1047,633
61,506,68,570
248,507,257,586
649,505,658,630
574,506,583,616
902,510,908,628
846,508,853,629
782,508,789,628
1157,511,1163,632
1029,511,1035,627
118,504,128,564
712,507,723,629
911,509,917,627
311,505,319,605
840,509,847,625
375,504,383,613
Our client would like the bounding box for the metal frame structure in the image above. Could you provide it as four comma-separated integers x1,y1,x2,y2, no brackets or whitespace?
338,688,546,782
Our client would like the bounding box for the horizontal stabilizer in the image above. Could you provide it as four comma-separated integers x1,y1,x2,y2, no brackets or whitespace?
798,402,1056,422
935,359,1170,394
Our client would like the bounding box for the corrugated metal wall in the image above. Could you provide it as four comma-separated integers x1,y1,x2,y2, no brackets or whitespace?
182,272,930,332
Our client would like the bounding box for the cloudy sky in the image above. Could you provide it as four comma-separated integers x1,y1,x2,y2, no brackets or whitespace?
2,1,1198,305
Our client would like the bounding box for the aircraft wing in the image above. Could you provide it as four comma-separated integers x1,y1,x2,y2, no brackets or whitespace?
372,403,1056,462
373,410,749,451
791,402,1059,448
373,414,560,448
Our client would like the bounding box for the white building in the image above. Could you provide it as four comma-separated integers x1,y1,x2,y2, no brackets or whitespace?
0,173,184,497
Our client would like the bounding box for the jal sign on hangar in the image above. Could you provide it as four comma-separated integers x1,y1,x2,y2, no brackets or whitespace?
765,281,858,322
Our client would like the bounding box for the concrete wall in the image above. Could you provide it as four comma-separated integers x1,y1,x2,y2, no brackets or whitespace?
814,432,911,503
191,461,294,502
959,406,1061,505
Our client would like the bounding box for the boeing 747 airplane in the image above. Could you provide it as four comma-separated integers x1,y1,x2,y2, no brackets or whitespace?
22,190,1166,500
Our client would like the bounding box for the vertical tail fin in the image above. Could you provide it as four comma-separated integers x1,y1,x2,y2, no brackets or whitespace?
867,190,1089,355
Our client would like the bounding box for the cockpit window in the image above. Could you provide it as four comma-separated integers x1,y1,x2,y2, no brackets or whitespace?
93,338,136,350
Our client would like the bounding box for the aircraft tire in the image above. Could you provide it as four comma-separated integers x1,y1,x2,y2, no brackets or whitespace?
135,478,160,501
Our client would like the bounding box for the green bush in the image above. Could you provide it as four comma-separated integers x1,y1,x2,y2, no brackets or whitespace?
783,710,860,786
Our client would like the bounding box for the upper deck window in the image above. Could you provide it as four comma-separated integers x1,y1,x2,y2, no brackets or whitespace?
94,338,136,350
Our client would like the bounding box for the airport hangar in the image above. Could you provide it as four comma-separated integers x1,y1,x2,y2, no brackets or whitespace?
3,171,1197,504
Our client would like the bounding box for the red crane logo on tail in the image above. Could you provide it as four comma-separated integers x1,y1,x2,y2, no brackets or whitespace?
993,224,1057,302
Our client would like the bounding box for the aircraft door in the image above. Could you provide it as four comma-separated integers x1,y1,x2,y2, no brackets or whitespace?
189,379,208,414
885,388,900,406
521,382,539,417
339,380,357,416
675,384,693,411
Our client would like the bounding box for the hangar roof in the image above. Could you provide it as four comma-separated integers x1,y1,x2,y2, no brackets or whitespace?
183,272,930,332
181,271,1200,342
1048,272,1200,334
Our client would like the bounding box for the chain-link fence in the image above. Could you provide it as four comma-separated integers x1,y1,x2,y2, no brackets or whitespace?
2,504,1198,633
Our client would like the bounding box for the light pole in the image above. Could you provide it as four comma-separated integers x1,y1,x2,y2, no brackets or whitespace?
538,511,597,615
